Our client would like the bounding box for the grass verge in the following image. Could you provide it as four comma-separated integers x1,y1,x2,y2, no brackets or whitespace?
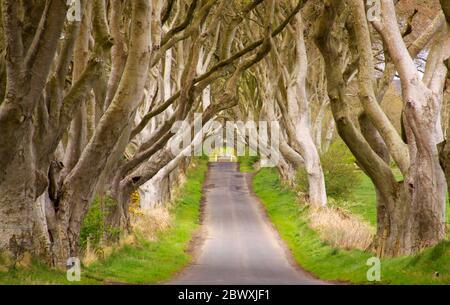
238,153,259,173
0,158,208,284
253,167,449,284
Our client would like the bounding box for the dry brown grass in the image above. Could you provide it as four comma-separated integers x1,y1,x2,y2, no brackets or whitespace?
308,206,374,251
81,170,187,266
0,251,33,271
132,205,172,241
82,239,98,266
0,251,12,272
82,206,172,266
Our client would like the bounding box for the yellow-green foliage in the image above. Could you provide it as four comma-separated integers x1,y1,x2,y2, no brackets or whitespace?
296,140,361,200
79,196,120,251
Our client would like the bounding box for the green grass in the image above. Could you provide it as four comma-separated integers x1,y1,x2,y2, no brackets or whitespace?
238,153,259,173
253,167,450,284
349,171,377,226
2,156,448,285
0,158,208,285
0,260,100,285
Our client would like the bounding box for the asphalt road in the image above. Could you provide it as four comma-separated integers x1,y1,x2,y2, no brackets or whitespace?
170,162,324,285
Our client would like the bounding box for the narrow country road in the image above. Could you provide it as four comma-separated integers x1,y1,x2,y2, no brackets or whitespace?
170,162,324,285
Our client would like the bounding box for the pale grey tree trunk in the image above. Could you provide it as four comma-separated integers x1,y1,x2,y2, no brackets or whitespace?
323,117,335,153
285,16,327,207
52,0,153,265
61,1,91,180
0,0,69,260
315,0,447,256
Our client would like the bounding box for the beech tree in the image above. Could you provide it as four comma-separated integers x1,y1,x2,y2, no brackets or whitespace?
271,12,327,207
1,0,448,270
315,0,448,256
236,2,328,207
0,0,304,267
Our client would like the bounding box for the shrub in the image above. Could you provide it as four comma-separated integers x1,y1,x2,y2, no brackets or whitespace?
295,140,361,200
79,196,118,251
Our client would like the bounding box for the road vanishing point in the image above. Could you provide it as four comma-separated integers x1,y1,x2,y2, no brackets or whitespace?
170,162,325,285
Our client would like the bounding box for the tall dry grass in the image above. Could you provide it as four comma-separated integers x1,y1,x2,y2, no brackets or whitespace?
82,206,172,266
308,206,374,251
132,205,172,241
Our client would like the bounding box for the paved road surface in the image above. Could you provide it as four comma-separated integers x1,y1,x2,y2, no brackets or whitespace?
170,162,324,285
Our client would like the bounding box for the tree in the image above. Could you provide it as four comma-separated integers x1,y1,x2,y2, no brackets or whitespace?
0,0,303,267
315,0,447,256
